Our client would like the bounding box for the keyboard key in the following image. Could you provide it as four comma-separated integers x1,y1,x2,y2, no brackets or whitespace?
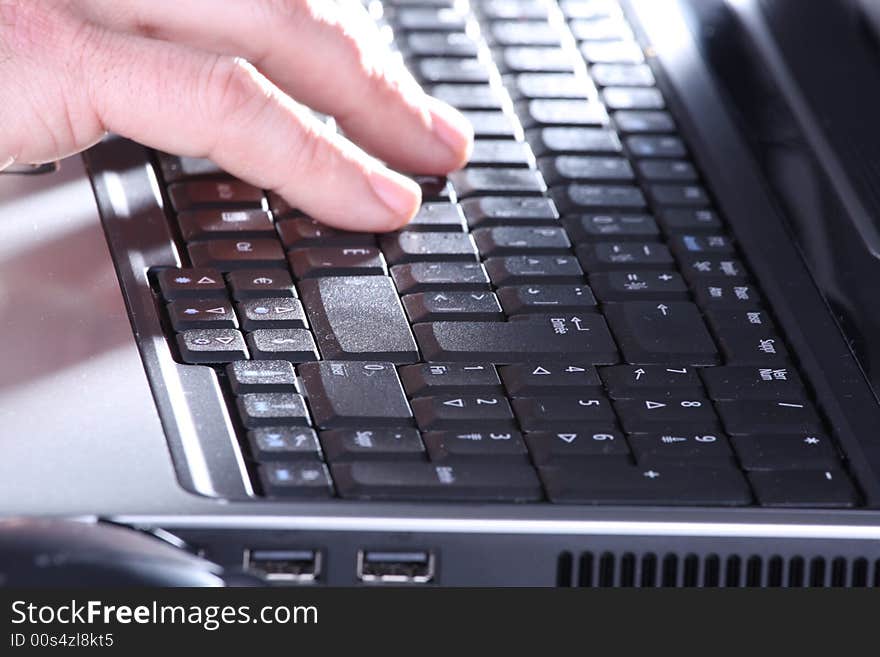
732,434,839,471
277,217,376,249
716,400,823,435
526,127,621,156
614,110,676,133
510,73,592,99
399,363,503,396
411,395,516,430
177,209,274,241
236,298,307,330
658,208,723,233
248,427,321,461
517,99,607,127
404,203,468,232
490,21,562,46
460,196,560,227
570,17,631,41
526,430,629,464
628,432,734,465
404,31,479,57
422,429,529,462
167,299,237,331
748,470,859,508
299,277,418,362
176,329,248,363
512,395,616,431
448,168,547,197
563,214,659,242
678,256,749,283
403,290,504,322
168,180,264,211
467,140,535,167
669,234,735,256
539,155,634,184
589,271,689,301
706,309,789,365
320,428,425,462
227,360,298,394
482,0,549,19
560,0,621,20
391,261,491,293
650,180,711,206
626,135,687,158
473,226,571,256
602,87,662,110
576,241,674,270
299,361,413,428
395,7,467,30
693,281,763,309
497,284,597,315
459,111,519,138
500,46,575,73
700,366,806,401
188,239,286,270
501,363,602,395
600,365,704,398
590,63,654,87
259,462,334,498
552,184,646,212
416,57,492,83
582,42,644,65
430,83,504,109
541,462,751,505
156,268,226,300
381,231,478,264
414,175,453,202
604,301,720,365
226,269,297,299
414,315,619,363
613,398,720,433
157,153,224,182
638,159,698,182
246,329,319,362
237,392,310,428
484,254,584,285
332,461,542,501
288,246,387,278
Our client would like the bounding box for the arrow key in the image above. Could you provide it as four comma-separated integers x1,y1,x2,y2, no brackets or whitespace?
176,329,248,364
402,291,503,322
613,398,720,433
600,365,704,399
500,363,602,395
156,268,226,300
526,429,630,465
236,297,307,330
411,395,517,431
168,298,237,331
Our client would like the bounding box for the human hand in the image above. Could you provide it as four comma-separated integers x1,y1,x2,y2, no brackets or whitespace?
0,0,474,230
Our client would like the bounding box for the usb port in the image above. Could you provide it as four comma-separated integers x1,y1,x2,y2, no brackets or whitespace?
357,550,435,584
243,549,321,583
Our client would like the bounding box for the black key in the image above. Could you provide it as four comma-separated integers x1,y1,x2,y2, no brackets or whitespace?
320,428,425,462
512,395,616,431
489,21,561,46
510,73,592,99
582,42,644,65
626,135,687,158
167,298,237,331
706,309,788,365
604,301,720,365
188,239,286,271
399,363,503,396
501,363,602,395
423,429,529,462
300,361,413,429
576,242,674,271
381,231,478,264
679,256,749,284
693,280,763,310
600,365,704,399
246,329,319,362
563,214,659,242
332,461,542,502
248,427,321,461
416,57,491,83
526,430,629,464
459,111,519,138
276,217,375,249
541,462,752,505
404,31,479,57
226,269,297,300
411,395,516,430
589,271,689,301
391,261,490,293
288,246,387,279
716,400,823,435
227,360,298,394
156,268,226,300
460,196,559,228
748,470,859,508
552,185,647,213
430,83,504,109
526,127,621,156
414,315,619,363
638,160,698,182
602,87,662,110
403,290,504,322
237,392,310,428
395,7,467,30
413,176,452,203
517,99,607,127
539,155,634,184
670,234,735,257
498,284,597,315
614,110,676,133
628,431,734,465
448,168,547,197
259,462,334,498
590,63,654,87
299,277,418,362
176,329,248,364
157,153,225,182
467,140,534,167
614,398,720,433
658,208,723,233
701,366,806,401
236,298,307,330
499,47,575,73
473,226,571,256
168,180,264,211
484,254,584,285
732,434,839,471
406,203,467,232
177,209,274,241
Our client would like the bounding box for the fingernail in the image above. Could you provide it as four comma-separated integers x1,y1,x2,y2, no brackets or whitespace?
425,96,474,166
369,168,422,228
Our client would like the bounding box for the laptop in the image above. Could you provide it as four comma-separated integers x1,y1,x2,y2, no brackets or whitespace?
2,0,880,587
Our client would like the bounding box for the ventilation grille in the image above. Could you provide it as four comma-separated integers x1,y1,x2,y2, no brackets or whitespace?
556,552,880,588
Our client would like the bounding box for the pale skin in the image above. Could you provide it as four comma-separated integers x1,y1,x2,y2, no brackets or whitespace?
0,0,475,231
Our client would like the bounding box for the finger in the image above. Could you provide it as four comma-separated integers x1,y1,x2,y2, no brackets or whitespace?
81,29,421,231
80,0,473,173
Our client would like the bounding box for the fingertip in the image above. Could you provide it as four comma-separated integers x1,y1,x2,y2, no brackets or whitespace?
368,167,422,231
425,96,474,172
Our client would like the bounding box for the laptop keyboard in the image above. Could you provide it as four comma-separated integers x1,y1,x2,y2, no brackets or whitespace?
146,0,860,507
